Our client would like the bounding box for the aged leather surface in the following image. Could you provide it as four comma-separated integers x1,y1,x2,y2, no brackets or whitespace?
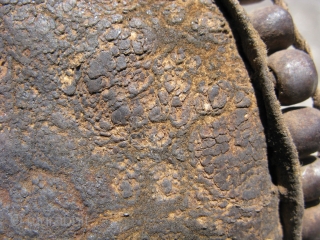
222,1,303,239
0,0,282,239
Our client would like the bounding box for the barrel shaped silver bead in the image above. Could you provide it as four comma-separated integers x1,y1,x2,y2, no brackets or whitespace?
283,107,320,157
249,5,294,54
269,49,318,106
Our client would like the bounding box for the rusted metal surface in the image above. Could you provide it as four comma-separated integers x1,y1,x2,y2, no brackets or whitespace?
0,0,304,239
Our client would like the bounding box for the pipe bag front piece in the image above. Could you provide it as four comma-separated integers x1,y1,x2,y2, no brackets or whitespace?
0,1,283,239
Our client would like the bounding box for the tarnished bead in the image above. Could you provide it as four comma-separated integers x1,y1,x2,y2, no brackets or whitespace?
239,0,264,4
302,203,320,240
268,49,318,106
313,88,320,110
249,5,294,53
301,156,320,202
283,107,320,157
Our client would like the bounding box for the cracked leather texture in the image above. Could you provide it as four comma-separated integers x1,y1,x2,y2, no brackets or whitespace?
0,1,282,239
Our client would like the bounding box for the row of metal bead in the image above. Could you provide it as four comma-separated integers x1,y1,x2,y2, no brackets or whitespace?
241,1,320,239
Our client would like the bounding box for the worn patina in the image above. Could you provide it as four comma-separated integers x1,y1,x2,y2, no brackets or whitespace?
0,0,304,239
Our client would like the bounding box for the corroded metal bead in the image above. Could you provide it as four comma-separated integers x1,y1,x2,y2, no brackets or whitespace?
268,49,318,106
249,5,294,53
239,0,264,4
301,157,320,202
283,107,320,157
302,203,320,240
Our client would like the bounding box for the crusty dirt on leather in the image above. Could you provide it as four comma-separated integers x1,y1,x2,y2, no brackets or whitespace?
0,0,302,239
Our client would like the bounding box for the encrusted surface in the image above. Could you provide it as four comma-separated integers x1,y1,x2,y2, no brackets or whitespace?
0,0,281,239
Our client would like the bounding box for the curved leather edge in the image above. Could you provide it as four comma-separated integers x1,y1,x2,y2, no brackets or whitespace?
217,1,304,239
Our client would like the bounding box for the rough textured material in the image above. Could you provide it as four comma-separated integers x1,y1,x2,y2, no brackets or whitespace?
0,0,303,239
